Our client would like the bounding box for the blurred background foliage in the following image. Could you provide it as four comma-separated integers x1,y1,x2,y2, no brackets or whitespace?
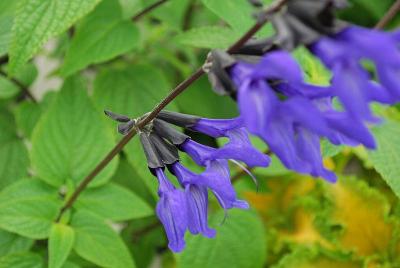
0,0,399,267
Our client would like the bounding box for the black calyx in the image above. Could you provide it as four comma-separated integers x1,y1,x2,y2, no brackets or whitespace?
139,132,165,170
149,133,179,165
104,110,135,135
268,0,347,50
104,110,130,122
153,119,190,146
157,111,200,128
206,50,238,96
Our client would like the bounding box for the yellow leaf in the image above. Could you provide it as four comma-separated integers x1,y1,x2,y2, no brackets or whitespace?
327,178,394,257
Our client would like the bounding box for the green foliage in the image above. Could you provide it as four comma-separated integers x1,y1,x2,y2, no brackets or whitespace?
8,0,101,75
71,210,136,268
0,0,398,267
0,230,33,257
74,182,153,221
60,0,140,76
48,223,75,268
31,76,118,188
0,1,18,56
0,179,61,239
175,26,239,49
0,252,43,268
0,110,29,189
93,64,177,196
177,210,267,268
369,120,400,198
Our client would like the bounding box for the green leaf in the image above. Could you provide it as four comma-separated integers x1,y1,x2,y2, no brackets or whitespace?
60,0,140,76
0,230,33,258
71,210,136,268
152,0,191,30
369,120,400,198
293,47,331,86
0,252,43,268
14,102,42,138
0,75,19,99
0,110,29,189
93,64,177,197
0,1,19,56
31,76,118,188
8,0,101,75
74,182,153,221
175,26,240,49
321,139,343,158
201,0,272,36
111,157,155,205
0,16,13,57
49,223,75,268
0,179,61,239
176,76,238,118
177,210,267,268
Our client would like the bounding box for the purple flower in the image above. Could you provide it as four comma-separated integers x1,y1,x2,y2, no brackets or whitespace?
228,51,339,181
172,161,249,211
310,26,400,119
154,168,188,252
180,128,270,168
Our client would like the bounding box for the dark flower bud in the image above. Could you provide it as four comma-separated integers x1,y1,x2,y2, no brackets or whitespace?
104,110,130,122
206,50,261,96
139,132,164,170
149,133,180,165
157,111,200,128
153,119,190,146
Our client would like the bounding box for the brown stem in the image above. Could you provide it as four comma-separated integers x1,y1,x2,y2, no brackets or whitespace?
375,0,400,30
55,0,288,221
132,0,169,22
0,70,37,103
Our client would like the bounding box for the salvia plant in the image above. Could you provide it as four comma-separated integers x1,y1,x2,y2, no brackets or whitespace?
0,0,399,267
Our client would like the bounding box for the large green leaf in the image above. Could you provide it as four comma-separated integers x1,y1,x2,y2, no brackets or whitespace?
93,64,177,197
49,223,75,268
60,0,140,76
71,210,136,268
0,230,33,258
0,110,29,189
8,0,101,75
31,76,118,188
369,120,400,198
74,182,153,221
0,179,61,239
0,252,43,268
176,210,267,268
175,26,240,49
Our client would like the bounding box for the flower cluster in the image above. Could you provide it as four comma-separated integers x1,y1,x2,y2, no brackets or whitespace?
105,0,400,253
206,0,400,182
105,110,269,252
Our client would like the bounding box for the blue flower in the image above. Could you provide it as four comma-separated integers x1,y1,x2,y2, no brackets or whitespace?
310,26,400,120
180,128,270,168
228,51,341,181
106,110,264,252
172,160,249,211
154,168,188,252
